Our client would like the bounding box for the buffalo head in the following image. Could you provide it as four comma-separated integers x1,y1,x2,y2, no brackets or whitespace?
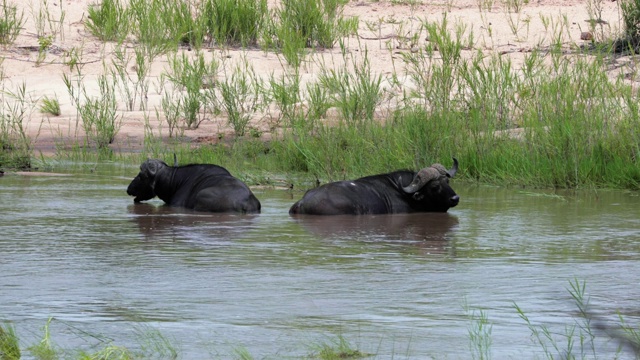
402,158,460,211
126,159,167,203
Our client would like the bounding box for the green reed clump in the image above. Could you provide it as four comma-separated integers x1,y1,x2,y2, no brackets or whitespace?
273,122,413,181
0,82,34,169
170,0,206,49
277,0,349,49
85,0,128,42
165,51,219,129
28,317,58,360
128,0,182,57
513,279,603,359
80,75,121,150
78,345,133,360
310,335,366,359
39,95,61,116
370,15,640,189
0,0,24,45
202,0,266,47
615,0,640,52
219,57,264,137
65,72,121,151
466,306,492,360
318,48,383,126
266,0,356,66
0,322,20,360
267,68,303,128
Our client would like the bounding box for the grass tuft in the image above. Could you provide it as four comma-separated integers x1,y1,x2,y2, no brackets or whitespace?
40,95,61,116
85,0,128,42
309,335,367,359
0,322,20,360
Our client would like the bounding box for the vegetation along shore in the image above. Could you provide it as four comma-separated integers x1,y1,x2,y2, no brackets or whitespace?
1,0,639,189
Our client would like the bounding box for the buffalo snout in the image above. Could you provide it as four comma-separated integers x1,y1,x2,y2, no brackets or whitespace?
127,174,156,203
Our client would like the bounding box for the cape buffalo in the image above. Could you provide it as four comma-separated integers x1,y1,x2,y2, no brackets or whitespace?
289,158,459,215
127,159,261,214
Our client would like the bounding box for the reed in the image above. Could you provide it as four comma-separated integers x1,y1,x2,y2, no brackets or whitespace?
318,48,383,127
202,0,266,48
85,0,128,42
39,95,61,116
27,317,57,360
466,306,492,360
165,51,218,129
0,322,20,360
218,56,264,137
266,0,356,66
0,82,35,169
0,0,23,45
310,335,366,359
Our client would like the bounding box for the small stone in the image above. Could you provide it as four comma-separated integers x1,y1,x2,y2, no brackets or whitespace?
580,32,593,41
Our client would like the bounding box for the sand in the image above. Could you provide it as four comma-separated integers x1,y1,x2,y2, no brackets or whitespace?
0,0,626,155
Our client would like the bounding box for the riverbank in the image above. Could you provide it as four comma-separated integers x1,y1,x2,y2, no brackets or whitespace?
1,0,638,189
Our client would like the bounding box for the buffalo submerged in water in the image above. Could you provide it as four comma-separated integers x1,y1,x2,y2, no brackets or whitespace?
126,159,261,214
289,158,460,215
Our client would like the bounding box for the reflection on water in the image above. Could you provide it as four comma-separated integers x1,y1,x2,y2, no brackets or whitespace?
291,213,459,256
128,202,260,240
1,173,639,359
291,212,459,241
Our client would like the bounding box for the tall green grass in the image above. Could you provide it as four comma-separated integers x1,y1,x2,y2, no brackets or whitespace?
0,82,34,169
165,51,219,129
85,0,128,42
202,0,266,47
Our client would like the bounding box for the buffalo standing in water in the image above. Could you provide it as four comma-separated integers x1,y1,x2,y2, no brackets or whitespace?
289,158,459,215
127,159,261,214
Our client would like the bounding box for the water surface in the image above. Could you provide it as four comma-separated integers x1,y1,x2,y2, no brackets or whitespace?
1,172,639,359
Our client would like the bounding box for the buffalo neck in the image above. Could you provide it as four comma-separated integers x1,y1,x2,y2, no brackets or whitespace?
152,166,180,204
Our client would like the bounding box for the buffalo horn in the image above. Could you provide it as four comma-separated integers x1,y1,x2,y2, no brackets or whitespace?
402,167,440,194
141,159,163,177
447,157,459,178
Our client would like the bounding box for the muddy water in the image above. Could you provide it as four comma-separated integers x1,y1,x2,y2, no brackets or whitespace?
1,172,639,359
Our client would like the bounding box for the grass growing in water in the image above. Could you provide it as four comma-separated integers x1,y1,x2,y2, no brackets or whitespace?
0,321,20,360
0,82,35,169
310,335,367,359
